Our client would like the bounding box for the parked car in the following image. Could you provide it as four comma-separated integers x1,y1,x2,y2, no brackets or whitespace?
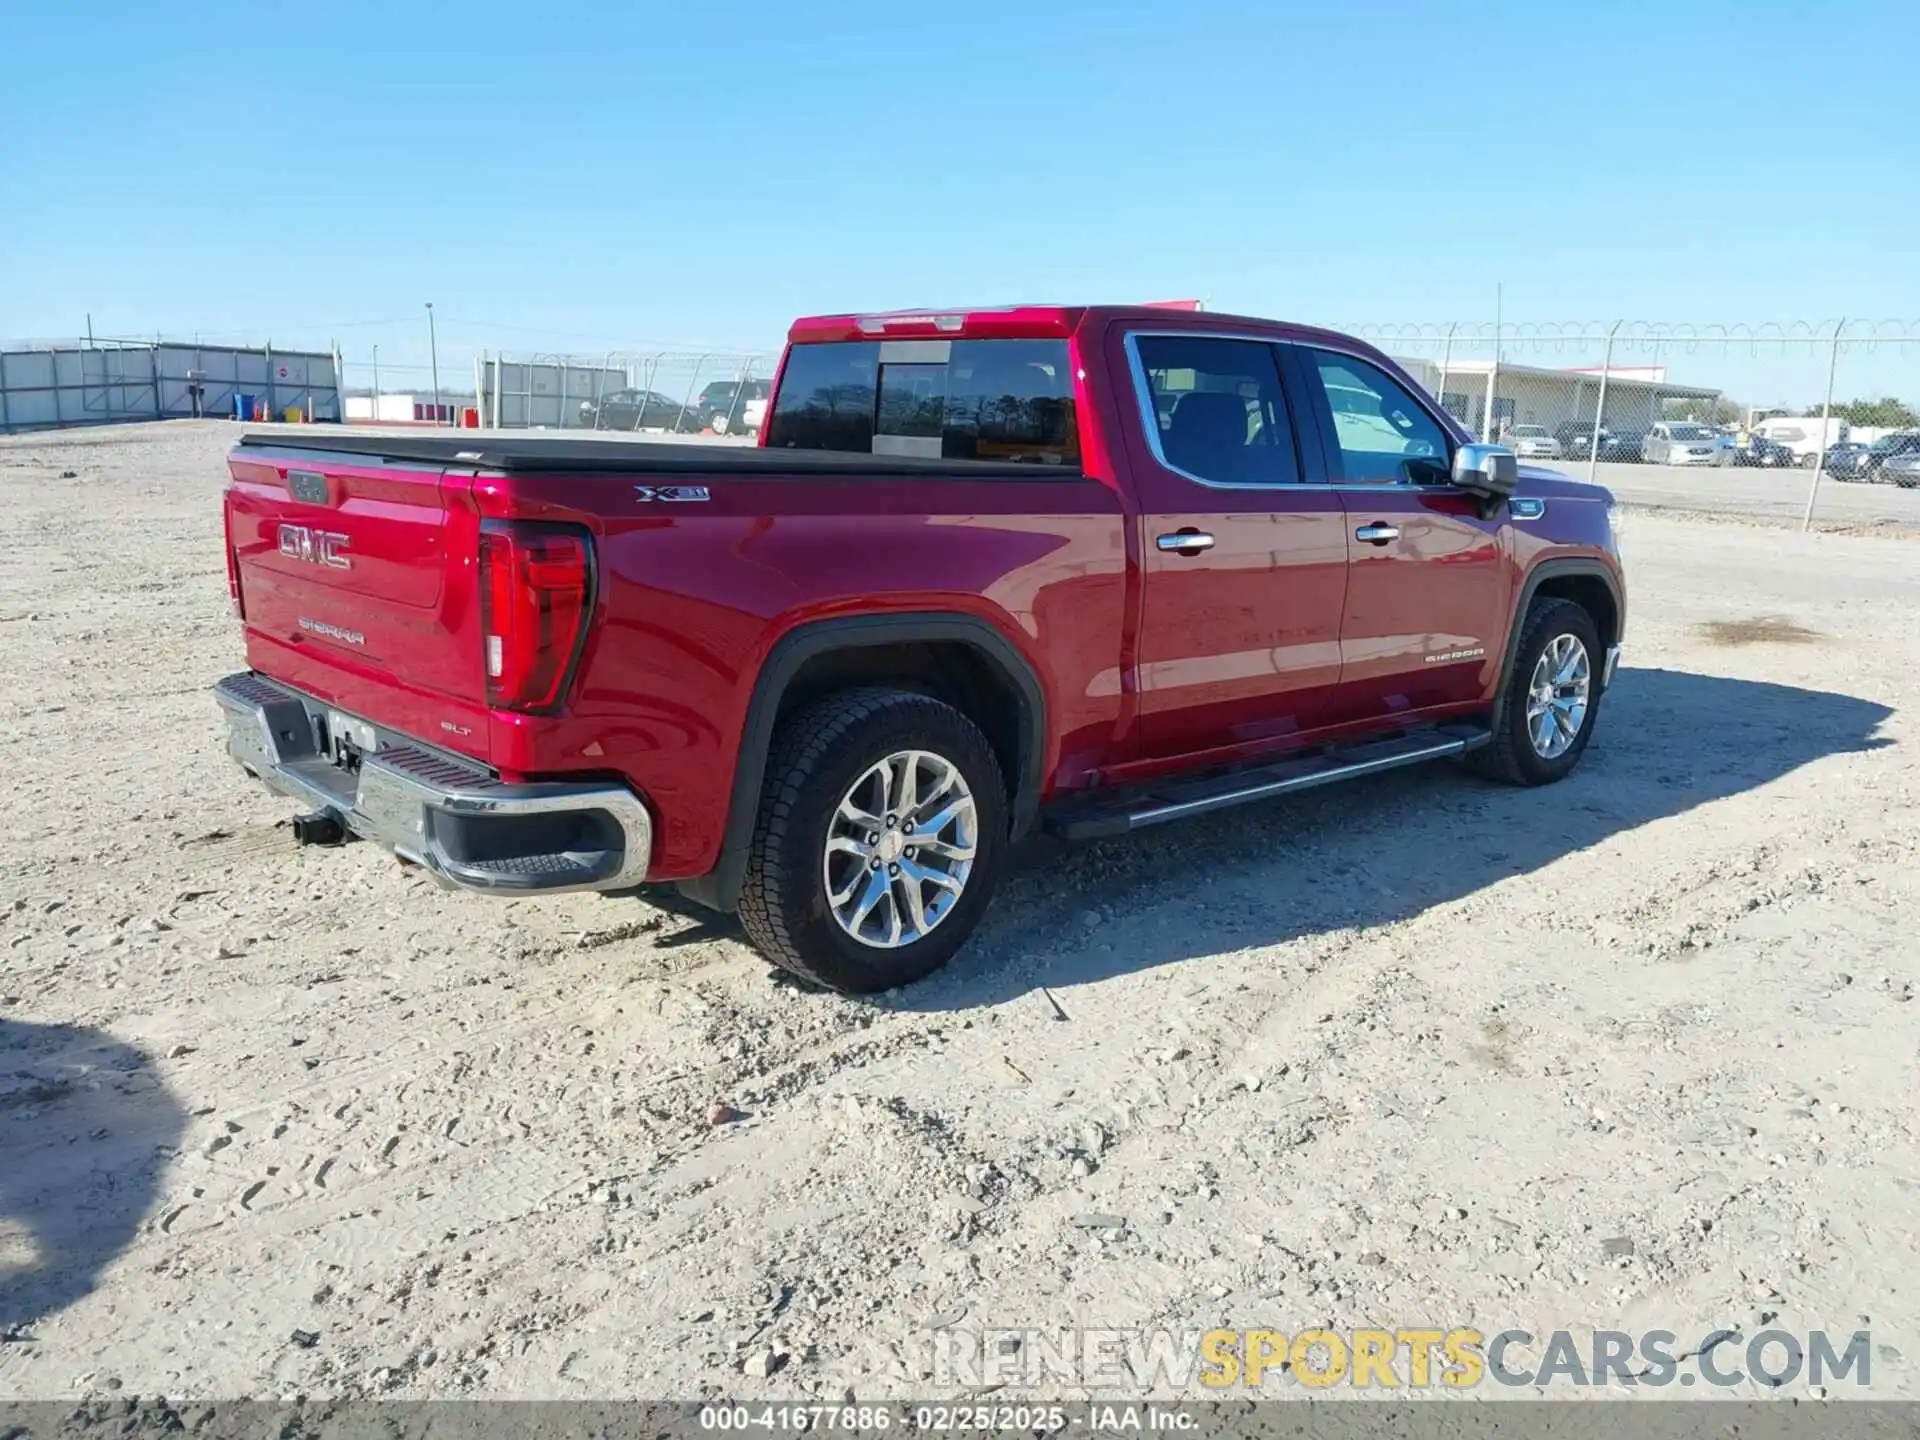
1642,422,1722,466
1881,452,1920,488
580,388,689,432
1554,422,1616,459
1504,424,1563,460
1724,433,1797,468
1803,441,1871,479
1860,432,1920,479
216,303,1624,993
1601,428,1646,462
739,386,769,435
694,379,772,435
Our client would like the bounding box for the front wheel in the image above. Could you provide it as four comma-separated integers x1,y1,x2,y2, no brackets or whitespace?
736,689,1008,993
1470,598,1604,786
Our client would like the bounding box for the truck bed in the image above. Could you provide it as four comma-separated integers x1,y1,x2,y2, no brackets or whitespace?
235,431,1080,479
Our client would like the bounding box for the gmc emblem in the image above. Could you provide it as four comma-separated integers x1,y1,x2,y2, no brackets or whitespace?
278,524,351,570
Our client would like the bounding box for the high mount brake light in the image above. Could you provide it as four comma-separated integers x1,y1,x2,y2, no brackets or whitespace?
478,521,593,713
856,314,966,334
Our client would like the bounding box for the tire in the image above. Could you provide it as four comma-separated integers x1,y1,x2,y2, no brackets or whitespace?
711,413,729,435
736,688,1008,994
1469,598,1604,787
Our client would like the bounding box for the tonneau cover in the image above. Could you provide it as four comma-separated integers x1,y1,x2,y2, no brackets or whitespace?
236,431,1081,479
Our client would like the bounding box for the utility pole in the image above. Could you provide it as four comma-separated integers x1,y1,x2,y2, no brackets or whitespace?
372,344,381,419
426,302,442,425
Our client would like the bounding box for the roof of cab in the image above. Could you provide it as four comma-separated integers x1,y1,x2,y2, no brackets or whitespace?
785,304,1376,355
788,306,1087,342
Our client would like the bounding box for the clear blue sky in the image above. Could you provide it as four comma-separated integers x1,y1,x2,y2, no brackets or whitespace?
3,0,1916,402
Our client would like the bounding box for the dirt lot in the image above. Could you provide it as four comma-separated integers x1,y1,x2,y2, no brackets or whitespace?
1585,458,1920,534
1,421,1916,1402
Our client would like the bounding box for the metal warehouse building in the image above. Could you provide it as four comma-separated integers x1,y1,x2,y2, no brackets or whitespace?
1396,355,1720,437
0,341,340,433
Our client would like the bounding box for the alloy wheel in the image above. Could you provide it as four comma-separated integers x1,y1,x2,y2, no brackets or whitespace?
1526,634,1591,760
823,750,978,949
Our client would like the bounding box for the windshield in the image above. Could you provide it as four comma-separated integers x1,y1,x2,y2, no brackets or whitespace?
1669,425,1716,441
1510,426,1548,438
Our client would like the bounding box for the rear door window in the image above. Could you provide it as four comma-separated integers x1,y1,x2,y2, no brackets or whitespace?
1131,335,1301,487
765,339,1078,465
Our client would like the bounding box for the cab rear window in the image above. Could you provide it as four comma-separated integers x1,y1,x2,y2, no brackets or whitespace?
765,340,1078,465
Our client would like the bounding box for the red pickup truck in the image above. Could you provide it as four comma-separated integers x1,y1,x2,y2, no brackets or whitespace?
216,305,1624,992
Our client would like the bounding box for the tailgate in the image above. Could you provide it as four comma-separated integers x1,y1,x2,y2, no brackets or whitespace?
226,445,492,762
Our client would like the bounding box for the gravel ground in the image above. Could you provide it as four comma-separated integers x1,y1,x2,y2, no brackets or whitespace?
1,421,1916,1402
1581,458,1920,534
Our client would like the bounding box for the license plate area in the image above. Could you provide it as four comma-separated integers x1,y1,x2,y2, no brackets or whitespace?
320,710,379,771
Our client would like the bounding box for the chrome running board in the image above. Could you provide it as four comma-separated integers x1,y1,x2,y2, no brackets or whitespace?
1043,724,1491,841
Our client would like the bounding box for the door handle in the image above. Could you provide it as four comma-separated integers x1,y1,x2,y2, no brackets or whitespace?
1156,530,1216,554
1354,523,1401,545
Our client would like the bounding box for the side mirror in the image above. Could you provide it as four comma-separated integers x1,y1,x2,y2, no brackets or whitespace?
1453,442,1519,506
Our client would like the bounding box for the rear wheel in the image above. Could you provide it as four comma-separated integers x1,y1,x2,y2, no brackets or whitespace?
1470,598,1604,787
736,688,1007,993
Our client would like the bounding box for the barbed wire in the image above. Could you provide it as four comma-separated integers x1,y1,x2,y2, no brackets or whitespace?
1344,320,1920,358
0,334,344,355
518,348,773,368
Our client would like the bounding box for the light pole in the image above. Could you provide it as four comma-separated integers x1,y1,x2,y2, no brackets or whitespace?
426,302,442,424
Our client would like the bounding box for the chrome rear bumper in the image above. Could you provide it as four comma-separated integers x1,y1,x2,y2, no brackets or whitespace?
214,672,652,895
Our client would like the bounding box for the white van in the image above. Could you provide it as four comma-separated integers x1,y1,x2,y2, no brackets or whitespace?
1754,415,1847,459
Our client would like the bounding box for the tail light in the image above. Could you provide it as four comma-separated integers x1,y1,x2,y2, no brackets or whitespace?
222,501,245,618
478,521,593,713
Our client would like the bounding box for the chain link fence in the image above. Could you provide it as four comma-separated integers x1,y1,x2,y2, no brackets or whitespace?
464,322,1920,523
1344,321,1920,526
471,350,777,434
0,337,341,432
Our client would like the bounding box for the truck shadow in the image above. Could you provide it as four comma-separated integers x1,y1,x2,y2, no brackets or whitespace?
0,1020,186,1334
905,667,1894,1010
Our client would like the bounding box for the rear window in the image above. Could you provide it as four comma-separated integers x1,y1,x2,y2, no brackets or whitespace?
765,340,1078,465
